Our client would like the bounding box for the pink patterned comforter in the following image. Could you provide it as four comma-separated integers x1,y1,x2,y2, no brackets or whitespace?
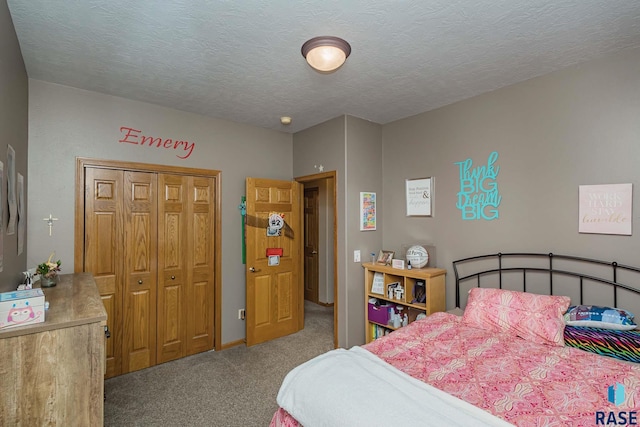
271,312,640,426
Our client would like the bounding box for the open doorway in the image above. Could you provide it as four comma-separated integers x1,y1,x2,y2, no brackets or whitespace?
296,171,337,348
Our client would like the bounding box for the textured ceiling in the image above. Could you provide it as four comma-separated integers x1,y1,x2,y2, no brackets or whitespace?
7,0,640,133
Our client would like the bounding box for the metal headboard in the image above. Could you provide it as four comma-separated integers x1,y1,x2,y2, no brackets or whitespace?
453,252,640,309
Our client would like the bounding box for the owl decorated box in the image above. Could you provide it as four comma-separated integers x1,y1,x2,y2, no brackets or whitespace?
0,288,45,330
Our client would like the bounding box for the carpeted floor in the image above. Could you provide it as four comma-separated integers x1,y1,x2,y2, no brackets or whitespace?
104,301,334,426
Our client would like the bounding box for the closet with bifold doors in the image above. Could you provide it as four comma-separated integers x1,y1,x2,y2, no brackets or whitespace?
75,158,221,378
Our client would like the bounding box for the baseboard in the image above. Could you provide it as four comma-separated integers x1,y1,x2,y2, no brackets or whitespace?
220,302,333,350
220,339,246,350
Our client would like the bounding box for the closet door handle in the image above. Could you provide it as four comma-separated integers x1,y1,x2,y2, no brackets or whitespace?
171,276,175,280
138,280,143,284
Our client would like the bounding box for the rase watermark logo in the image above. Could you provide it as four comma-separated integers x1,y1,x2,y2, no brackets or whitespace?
596,382,637,425
610,383,626,406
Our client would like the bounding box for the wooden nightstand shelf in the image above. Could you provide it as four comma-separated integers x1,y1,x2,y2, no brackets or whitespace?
363,262,446,343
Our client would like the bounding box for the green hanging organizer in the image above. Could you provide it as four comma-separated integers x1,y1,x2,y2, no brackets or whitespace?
238,196,246,264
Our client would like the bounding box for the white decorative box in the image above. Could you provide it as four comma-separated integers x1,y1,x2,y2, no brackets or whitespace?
391,259,405,269
0,288,45,330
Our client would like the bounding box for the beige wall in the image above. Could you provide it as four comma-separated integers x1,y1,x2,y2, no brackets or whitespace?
345,116,383,345
0,0,28,292
293,116,349,344
319,178,335,304
381,46,640,312
293,115,383,347
27,80,293,343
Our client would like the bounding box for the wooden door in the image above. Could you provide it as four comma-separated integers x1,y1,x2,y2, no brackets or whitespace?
84,168,124,378
304,187,319,303
245,178,303,346
157,174,187,363
186,176,215,355
122,171,157,372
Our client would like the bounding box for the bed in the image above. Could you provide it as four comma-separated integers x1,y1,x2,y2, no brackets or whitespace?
271,253,640,426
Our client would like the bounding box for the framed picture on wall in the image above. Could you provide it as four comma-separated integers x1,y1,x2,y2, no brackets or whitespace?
406,177,433,217
7,144,16,235
578,183,632,235
360,192,376,231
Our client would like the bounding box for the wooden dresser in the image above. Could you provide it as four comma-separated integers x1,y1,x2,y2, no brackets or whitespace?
0,273,107,426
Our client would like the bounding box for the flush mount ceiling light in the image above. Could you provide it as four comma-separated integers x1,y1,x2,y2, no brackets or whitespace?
301,36,351,73
280,116,292,125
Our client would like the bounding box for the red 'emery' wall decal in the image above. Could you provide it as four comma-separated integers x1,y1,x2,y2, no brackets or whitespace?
119,126,195,159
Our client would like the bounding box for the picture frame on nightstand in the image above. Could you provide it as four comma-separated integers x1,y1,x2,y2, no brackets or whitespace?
376,250,394,265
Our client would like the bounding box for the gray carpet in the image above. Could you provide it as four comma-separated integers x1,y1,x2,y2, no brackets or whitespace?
104,301,334,426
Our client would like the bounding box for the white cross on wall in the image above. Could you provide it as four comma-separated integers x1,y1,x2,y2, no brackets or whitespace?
43,214,58,236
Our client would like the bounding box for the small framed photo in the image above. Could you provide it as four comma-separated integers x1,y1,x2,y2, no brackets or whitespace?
376,250,394,265
406,177,433,217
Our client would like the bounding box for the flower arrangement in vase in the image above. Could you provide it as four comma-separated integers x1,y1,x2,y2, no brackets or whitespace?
36,253,61,288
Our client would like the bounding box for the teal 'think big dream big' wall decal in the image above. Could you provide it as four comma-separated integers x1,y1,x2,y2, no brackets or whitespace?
454,151,502,220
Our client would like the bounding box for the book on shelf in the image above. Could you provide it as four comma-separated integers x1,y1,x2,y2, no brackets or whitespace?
371,323,391,340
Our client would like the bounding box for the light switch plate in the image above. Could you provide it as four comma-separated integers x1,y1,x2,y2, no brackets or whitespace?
354,250,361,262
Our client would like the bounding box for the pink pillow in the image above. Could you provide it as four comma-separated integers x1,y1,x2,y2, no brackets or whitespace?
462,288,570,347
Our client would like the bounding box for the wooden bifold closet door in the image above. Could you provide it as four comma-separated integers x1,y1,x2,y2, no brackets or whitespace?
83,167,125,378
157,174,215,364
123,171,157,373
80,162,216,378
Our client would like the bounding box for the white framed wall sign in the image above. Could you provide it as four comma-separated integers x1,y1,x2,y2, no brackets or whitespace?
578,183,632,235
406,177,433,217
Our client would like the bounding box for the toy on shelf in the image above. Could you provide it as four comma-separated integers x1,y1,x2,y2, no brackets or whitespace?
17,270,34,291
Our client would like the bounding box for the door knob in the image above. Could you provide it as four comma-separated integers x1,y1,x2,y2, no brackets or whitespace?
138,280,143,284
171,276,175,280
311,250,318,254
249,267,261,273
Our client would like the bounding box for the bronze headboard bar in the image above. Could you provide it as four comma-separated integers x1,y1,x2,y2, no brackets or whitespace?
453,253,640,309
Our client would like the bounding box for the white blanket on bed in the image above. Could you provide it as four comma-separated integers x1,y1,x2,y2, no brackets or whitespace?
277,346,515,427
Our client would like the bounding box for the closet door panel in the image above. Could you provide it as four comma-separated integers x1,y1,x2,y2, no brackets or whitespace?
123,171,157,373
187,177,215,355
157,174,187,363
84,167,123,378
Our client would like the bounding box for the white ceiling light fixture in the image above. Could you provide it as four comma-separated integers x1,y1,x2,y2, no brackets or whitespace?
280,116,292,125
301,36,351,73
